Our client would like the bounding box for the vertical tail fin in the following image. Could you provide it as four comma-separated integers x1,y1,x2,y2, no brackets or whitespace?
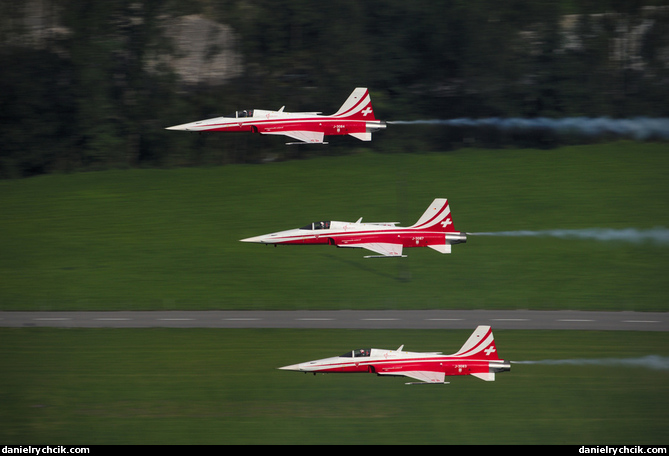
410,198,456,232
332,88,377,120
453,326,500,360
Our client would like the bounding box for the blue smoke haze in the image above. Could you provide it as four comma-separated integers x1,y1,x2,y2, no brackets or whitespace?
469,227,669,245
388,117,669,140
511,355,669,370
389,119,669,374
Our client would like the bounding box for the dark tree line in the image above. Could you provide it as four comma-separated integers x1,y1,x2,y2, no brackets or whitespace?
1,0,668,178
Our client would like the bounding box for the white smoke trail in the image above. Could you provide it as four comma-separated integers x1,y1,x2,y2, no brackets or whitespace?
388,117,669,140
469,228,669,245
511,355,669,370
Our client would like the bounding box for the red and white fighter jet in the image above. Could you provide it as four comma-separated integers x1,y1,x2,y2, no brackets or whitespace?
279,326,511,385
240,198,467,258
165,87,386,144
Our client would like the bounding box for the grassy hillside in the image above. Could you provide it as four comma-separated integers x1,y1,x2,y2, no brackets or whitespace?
1,328,667,444
1,142,667,311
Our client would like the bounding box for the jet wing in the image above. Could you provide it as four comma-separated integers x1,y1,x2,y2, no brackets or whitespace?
379,370,446,384
262,130,325,144
343,242,405,258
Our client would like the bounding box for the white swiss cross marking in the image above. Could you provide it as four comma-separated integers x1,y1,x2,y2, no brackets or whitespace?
441,218,452,228
361,107,372,116
484,346,496,356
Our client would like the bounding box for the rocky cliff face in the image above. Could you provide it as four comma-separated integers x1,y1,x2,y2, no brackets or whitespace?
159,14,243,86
4,1,668,87
3,2,667,87
2,1,244,86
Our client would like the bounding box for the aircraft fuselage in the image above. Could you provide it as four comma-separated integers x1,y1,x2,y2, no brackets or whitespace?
279,326,511,384
240,198,467,258
241,222,466,249
166,88,386,144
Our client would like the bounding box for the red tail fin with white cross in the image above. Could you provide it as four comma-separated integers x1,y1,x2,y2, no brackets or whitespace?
452,326,500,360
332,88,377,120
410,198,458,233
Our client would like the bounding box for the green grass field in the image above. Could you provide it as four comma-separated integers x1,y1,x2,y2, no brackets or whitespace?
1,328,667,444
1,142,667,311
1,142,668,444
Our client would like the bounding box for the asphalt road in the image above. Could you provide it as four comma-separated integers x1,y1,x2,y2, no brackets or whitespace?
0,310,667,331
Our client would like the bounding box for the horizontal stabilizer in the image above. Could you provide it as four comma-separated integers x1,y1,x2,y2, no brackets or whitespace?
428,244,451,254
348,132,372,141
472,372,496,381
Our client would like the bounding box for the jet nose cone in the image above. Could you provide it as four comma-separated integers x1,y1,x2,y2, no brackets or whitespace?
240,235,264,243
165,123,190,131
278,364,302,371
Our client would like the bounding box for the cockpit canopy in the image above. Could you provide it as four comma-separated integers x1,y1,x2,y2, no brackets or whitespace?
300,221,331,230
225,110,254,118
340,348,371,358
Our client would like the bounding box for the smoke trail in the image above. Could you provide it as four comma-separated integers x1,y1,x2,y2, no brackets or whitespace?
511,355,669,370
469,228,669,245
388,117,669,140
